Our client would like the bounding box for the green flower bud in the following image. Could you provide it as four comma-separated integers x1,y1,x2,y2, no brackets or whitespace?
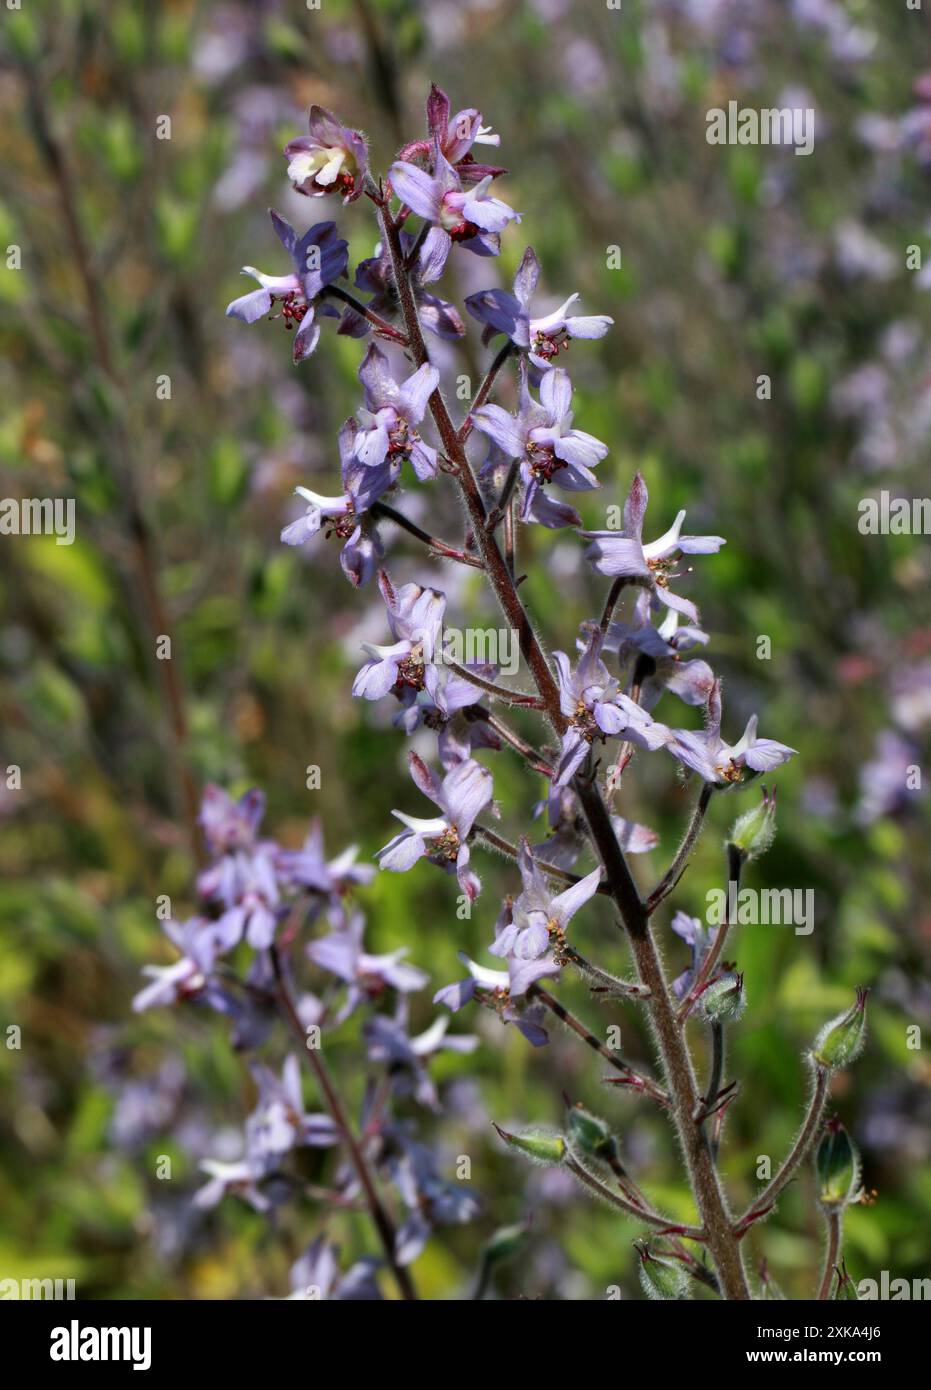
635,1242,689,1301
566,1104,615,1162
482,1220,530,1268
702,971,746,1022
811,987,869,1071
832,1259,859,1301
727,786,777,863
816,1118,861,1209
493,1123,565,1166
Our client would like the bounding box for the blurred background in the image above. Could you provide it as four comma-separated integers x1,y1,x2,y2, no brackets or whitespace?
0,0,929,1300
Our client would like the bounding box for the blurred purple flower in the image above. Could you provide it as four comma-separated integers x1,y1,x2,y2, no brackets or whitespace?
308,911,428,1020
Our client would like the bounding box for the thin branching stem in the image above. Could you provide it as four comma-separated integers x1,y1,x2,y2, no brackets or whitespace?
270,945,417,1301
369,502,484,568
737,1065,830,1233
648,784,714,913
817,1209,842,1300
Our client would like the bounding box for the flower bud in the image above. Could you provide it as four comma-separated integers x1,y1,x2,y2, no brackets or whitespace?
702,971,746,1022
727,786,777,864
832,1258,859,1301
811,987,869,1071
635,1242,688,1301
482,1220,530,1268
816,1118,861,1209
493,1123,565,1166
566,1104,615,1162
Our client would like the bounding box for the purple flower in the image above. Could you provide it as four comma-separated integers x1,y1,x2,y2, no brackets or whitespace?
280,419,397,587
284,105,368,203
551,625,672,786
194,1156,271,1213
276,819,375,897
197,840,282,951
472,365,607,529
354,344,440,481
397,82,505,187
465,247,613,368
604,592,715,712
308,911,429,1020
339,228,465,341
245,1055,339,1160
581,473,726,622
670,911,717,1001
226,211,349,364
433,952,550,1047
531,784,658,870
132,915,237,1013
363,1008,478,1110
287,1239,382,1301
389,145,520,267
488,839,602,996
199,784,266,855
667,680,797,787
393,664,498,770
377,753,493,901
386,1125,481,1265
352,570,447,705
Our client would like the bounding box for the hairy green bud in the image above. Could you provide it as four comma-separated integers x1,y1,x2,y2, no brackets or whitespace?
566,1104,615,1162
811,987,869,1070
493,1123,565,1166
482,1220,531,1268
702,971,746,1022
635,1242,689,1301
727,785,777,863
832,1259,859,1301
816,1118,861,1209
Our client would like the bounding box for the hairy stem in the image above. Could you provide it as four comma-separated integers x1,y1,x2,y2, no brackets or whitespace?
648,784,714,913
738,1064,830,1232
565,1151,704,1238
531,985,666,1102
442,661,543,707
574,778,751,1299
676,844,742,1024
370,502,484,568
817,1209,842,1300
460,342,515,445
319,284,409,343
